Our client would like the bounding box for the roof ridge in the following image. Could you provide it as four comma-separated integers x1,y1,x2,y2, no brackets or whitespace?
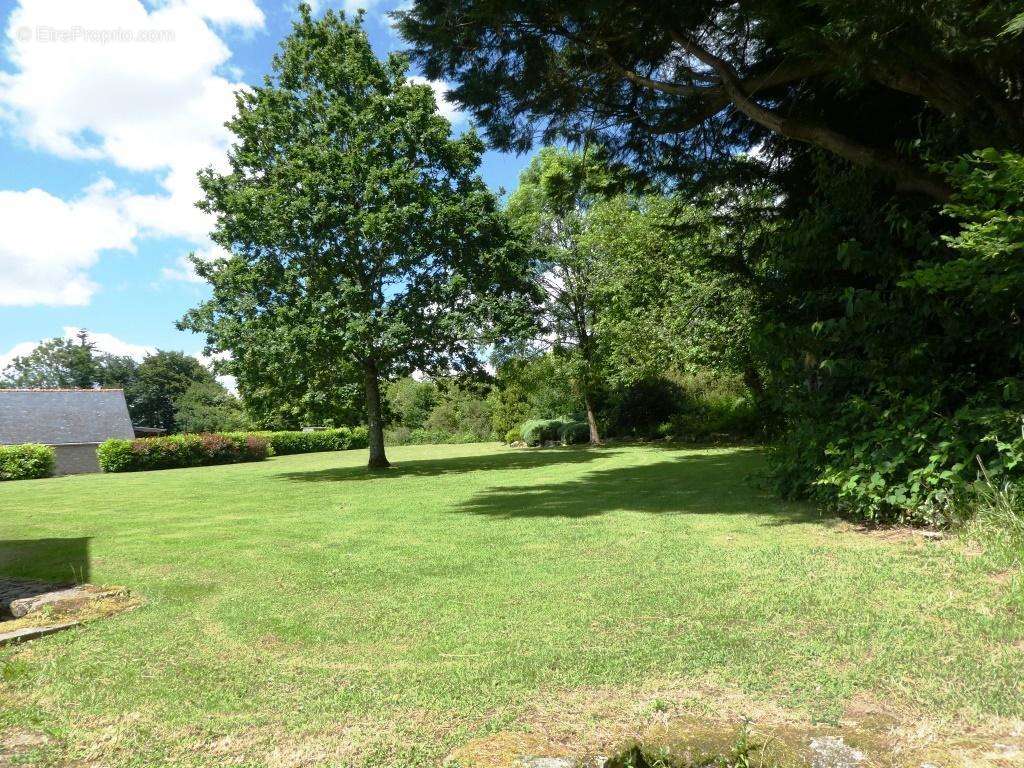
0,388,125,392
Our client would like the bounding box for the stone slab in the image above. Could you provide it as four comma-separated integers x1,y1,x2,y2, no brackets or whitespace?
0,621,79,646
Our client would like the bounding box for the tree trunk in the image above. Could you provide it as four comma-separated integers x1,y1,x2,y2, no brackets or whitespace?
583,387,601,445
363,362,390,469
742,362,765,401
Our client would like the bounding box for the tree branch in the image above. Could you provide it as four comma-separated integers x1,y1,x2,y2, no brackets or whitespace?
668,31,952,201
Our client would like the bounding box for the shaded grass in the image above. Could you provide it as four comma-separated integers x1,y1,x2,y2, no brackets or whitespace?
0,443,1021,767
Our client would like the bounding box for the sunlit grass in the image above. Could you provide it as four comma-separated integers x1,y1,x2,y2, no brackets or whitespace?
0,443,1020,766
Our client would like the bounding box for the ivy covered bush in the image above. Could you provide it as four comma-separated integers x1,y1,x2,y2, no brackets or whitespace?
0,444,56,481
97,434,270,472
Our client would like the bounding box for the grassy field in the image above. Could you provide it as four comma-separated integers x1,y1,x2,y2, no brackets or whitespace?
0,443,1021,767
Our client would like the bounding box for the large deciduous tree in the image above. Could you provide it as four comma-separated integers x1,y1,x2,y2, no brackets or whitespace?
398,1,1023,201
181,5,537,468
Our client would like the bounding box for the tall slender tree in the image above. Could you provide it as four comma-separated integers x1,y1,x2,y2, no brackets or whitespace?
181,5,537,468
505,147,615,444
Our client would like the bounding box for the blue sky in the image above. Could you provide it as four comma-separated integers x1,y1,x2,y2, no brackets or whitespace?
0,0,533,369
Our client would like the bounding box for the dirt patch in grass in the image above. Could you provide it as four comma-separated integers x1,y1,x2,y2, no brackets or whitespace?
0,727,52,767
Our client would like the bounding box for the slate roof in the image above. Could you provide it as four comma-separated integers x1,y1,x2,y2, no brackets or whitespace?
0,389,136,446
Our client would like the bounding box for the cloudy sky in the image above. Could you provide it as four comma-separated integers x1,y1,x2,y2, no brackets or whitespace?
0,0,532,370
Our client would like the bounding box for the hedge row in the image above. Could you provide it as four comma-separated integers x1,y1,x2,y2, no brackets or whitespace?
0,444,56,481
520,418,590,446
385,427,483,446
225,426,369,455
97,433,270,472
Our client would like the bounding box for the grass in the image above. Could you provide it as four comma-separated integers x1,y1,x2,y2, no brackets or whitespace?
0,443,1021,767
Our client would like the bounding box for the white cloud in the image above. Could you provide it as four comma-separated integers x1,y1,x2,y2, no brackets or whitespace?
0,340,39,372
407,75,464,124
1,330,236,393
62,327,156,360
161,245,228,283
0,0,261,301
0,328,155,374
0,179,137,306
170,0,266,29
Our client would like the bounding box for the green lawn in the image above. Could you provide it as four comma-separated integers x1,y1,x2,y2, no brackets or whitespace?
1,443,1021,767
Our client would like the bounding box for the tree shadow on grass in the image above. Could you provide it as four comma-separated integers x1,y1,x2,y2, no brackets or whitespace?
276,446,616,484
0,537,91,583
455,449,819,524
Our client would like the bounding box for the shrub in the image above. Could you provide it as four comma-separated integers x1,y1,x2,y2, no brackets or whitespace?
385,428,483,446
98,434,270,472
657,396,760,442
559,421,590,445
0,444,56,481
520,418,564,446
504,427,521,444
224,427,368,455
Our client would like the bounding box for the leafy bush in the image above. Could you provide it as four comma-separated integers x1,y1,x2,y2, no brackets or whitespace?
559,421,590,445
769,391,1024,525
520,418,565,446
504,427,521,444
98,434,270,472
657,396,760,442
230,427,368,455
0,444,56,481
385,427,483,446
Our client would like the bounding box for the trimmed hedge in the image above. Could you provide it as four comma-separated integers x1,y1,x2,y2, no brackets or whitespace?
0,444,56,481
385,427,484,446
227,427,369,455
97,433,270,473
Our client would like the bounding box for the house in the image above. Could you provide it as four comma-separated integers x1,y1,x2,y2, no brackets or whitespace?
0,389,137,475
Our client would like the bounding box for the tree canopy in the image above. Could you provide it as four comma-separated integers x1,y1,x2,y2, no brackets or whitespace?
181,4,538,467
398,1,1023,200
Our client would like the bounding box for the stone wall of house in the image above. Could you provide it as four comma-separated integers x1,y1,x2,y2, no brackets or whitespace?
53,444,101,475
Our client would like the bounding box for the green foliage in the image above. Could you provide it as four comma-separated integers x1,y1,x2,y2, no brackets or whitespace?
762,153,1024,523
0,331,138,391
386,378,438,430
559,421,590,445
97,434,270,473
226,427,368,456
520,418,565,446
504,427,521,444
490,354,581,437
590,193,766,390
384,427,482,446
180,5,537,468
0,444,55,481
173,380,248,434
128,351,219,433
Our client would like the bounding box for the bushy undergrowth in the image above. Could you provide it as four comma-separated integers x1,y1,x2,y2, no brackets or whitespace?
98,434,270,472
0,444,55,481
771,394,1024,525
520,417,589,446
226,426,368,455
